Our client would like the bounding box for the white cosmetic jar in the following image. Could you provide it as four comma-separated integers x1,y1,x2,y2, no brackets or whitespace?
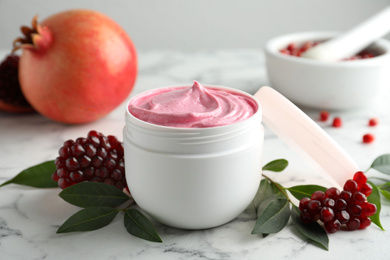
123,85,263,229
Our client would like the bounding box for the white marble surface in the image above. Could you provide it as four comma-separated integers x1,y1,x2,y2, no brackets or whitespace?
1,49,390,259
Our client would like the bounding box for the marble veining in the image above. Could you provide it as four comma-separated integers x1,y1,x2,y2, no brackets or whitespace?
1,49,390,259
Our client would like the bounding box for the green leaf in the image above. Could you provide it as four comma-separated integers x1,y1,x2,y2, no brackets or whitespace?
59,182,130,208
0,160,57,188
367,181,385,230
124,208,162,243
380,188,390,200
57,207,119,233
370,154,390,175
378,183,390,200
262,159,288,172
287,185,327,201
291,206,329,251
252,196,290,234
252,179,281,212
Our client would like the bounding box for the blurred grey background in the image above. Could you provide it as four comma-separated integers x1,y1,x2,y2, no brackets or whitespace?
1,0,390,51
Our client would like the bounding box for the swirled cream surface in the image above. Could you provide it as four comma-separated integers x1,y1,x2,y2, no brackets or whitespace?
128,81,257,128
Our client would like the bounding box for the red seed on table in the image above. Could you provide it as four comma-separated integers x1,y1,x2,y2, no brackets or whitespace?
319,110,329,122
368,118,378,127
332,117,342,127
362,133,375,143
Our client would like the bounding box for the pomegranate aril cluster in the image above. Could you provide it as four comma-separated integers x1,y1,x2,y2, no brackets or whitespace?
299,171,376,233
52,130,127,190
280,41,377,60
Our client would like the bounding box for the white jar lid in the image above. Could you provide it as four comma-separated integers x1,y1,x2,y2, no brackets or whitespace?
254,86,359,188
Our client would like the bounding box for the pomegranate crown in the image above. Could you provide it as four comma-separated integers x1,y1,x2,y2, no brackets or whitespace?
12,15,52,53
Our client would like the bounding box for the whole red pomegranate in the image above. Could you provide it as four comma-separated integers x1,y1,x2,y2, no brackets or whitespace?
13,9,137,124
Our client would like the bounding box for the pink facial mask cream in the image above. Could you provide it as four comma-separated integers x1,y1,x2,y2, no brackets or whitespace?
128,81,257,128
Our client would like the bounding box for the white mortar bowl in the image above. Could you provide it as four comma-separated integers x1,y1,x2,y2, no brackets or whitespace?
265,31,390,110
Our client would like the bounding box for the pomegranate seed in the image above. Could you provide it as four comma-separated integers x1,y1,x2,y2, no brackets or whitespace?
55,157,65,168
308,200,321,214
66,157,80,171
348,204,362,217
92,156,104,168
347,218,360,230
112,169,123,181
320,207,334,222
368,118,378,127
352,191,367,205
59,147,70,158
100,136,112,150
90,176,103,182
116,159,125,172
300,209,313,224
105,158,117,170
108,135,120,147
95,167,109,179
84,166,94,177
56,168,65,178
78,155,92,168
337,210,350,224
344,179,358,193
85,143,97,157
359,182,373,197
362,133,375,143
70,171,85,182
359,217,371,229
75,137,88,145
335,198,348,211
322,198,335,208
299,197,311,211
109,150,118,160
353,171,367,186
339,191,352,201
58,178,72,189
71,143,85,157
104,178,115,185
88,131,100,147
325,219,341,233
319,110,329,121
325,187,340,199
362,203,377,217
97,147,108,158
332,117,342,127
311,191,325,202
52,172,60,181
287,43,295,52
63,140,74,148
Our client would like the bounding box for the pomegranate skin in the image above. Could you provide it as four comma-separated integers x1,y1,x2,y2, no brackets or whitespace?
18,10,137,124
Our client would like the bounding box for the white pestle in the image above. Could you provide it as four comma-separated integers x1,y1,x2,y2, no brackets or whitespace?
302,6,390,61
